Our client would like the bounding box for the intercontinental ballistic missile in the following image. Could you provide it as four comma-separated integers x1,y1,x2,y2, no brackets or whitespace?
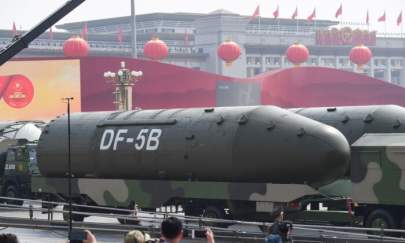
291,105,405,144
37,106,350,187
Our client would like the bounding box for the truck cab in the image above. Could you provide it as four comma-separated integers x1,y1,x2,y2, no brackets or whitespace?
351,133,405,231
0,140,39,203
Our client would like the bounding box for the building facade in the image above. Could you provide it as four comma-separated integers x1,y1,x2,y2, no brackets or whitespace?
1,10,405,84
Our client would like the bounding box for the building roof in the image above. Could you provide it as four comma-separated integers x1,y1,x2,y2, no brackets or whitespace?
56,12,205,30
56,11,338,31
0,29,195,43
208,9,238,15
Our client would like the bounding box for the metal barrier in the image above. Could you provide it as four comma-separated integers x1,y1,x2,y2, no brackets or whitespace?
0,196,405,242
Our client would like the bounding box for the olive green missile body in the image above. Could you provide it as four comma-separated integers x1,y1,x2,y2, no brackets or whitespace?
291,105,405,144
37,106,350,187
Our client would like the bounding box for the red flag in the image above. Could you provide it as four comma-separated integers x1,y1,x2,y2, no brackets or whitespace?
12,22,17,36
117,27,123,44
366,10,370,24
273,5,279,19
335,3,343,18
291,7,298,20
81,23,88,40
378,11,386,22
48,27,54,40
307,8,316,22
184,30,189,46
250,5,260,21
397,11,403,26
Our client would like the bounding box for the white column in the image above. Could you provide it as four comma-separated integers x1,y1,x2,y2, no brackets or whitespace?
261,55,266,73
387,58,392,83
281,56,286,68
370,58,375,77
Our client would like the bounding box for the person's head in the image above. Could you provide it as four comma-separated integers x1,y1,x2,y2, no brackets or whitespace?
272,207,284,222
124,230,151,243
0,233,19,243
161,217,183,242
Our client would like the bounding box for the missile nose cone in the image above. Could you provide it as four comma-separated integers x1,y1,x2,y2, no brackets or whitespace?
311,125,351,187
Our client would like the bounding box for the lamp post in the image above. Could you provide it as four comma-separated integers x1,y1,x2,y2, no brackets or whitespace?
104,61,143,111
130,0,137,58
62,97,74,240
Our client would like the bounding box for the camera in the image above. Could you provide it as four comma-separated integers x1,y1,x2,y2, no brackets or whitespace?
194,229,207,238
69,230,87,243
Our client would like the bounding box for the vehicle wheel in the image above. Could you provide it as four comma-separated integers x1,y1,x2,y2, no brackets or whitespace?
117,216,140,225
259,224,270,234
365,209,397,236
5,185,23,206
399,215,405,237
202,206,232,228
63,205,85,222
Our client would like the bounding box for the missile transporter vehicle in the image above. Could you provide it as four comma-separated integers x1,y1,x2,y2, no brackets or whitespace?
0,121,43,203
29,105,350,223
7,105,405,230
290,105,405,230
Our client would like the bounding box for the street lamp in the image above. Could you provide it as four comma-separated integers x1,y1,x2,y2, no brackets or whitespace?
104,61,143,111
61,97,74,240
130,0,137,58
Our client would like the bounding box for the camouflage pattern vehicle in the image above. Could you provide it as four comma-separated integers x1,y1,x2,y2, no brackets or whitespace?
32,177,319,222
0,121,43,204
351,133,405,229
30,106,351,223
291,105,405,229
9,105,405,229
0,140,39,203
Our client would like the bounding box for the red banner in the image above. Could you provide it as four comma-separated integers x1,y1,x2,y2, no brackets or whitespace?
316,27,376,46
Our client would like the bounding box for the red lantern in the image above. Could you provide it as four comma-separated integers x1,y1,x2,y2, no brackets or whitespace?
63,36,89,57
286,43,309,66
349,45,372,71
143,38,169,61
217,40,241,65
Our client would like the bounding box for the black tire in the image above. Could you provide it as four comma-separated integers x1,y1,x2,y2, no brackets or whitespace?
203,206,224,219
5,185,23,206
399,215,405,237
202,206,232,228
63,205,85,222
117,216,140,225
365,209,397,236
259,224,270,233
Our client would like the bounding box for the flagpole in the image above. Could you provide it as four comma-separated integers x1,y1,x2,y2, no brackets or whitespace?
296,7,299,33
278,19,280,33
277,5,280,33
385,20,388,46
314,20,317,32
314,9,317,32
401,10,403,40
367,9,370,32
259,15,261,34
385,11,387,39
